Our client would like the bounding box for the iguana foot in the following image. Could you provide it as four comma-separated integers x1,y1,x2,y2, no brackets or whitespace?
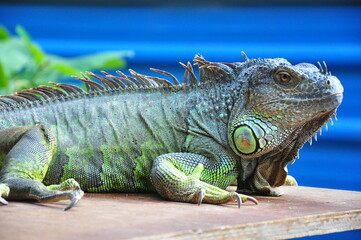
2,178,84,211
37,188,84,211
190,164,257,207
34,178,84,211
46,178,81,191
285,175,298,186
196,187,258,208
0,183,10,205
151,155,258,207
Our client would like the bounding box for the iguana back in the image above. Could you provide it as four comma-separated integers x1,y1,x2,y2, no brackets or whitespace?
0,82,203,192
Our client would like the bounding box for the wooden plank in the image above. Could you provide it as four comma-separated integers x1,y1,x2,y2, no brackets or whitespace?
144,210,361,240
0,186,360,240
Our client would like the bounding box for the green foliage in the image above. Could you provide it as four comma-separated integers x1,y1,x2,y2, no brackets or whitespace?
0,26,10,40
15,25,46,64
0,25,133,94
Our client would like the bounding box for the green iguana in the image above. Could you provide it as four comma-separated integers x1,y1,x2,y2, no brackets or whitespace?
0,53,343,210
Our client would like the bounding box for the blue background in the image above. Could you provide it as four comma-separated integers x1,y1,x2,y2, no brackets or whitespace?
1,3,360,239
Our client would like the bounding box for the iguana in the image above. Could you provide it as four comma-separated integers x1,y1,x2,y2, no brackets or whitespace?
0,52,343,210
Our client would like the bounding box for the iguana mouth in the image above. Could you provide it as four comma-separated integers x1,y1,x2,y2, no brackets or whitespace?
256,92,343,109
286,109,336,155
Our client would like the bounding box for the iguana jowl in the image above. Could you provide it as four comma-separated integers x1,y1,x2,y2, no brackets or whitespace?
0,53,343,210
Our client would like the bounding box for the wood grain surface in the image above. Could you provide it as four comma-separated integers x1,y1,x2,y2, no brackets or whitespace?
1,186,360,240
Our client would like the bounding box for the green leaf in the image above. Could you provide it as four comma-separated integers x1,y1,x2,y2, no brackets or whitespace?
0,60,8,88
15,25,45,63
13,78,31,92
51,63,79,75
67,51,131,71
101,58,126,69
0,25,10,40
0,26,131,94
15,25,31,45
0,38,33,77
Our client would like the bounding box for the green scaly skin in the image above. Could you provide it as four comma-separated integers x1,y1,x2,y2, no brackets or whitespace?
0,53,343,210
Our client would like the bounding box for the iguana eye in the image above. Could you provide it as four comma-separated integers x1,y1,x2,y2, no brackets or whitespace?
277,72,291,84
278,72,291,83
274,70,298,88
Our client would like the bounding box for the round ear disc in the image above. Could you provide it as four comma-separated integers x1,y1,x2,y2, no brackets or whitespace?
233,125,258,155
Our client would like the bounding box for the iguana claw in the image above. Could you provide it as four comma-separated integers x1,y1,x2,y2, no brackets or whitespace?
0,197,8,205
196,189,258,208
64,197,80,211
235,194,258,208
0,184,9,205
63,190,84,211
245,195,258,205
234,194,241,208
197,189,205,206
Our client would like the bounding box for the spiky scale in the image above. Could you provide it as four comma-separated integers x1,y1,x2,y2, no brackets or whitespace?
150,68,180,85
241,51,249,61
2,95,30,103
115,70,138,88
87,72,117,90
101,71,127,89
329,118,334,126
16,92,43,101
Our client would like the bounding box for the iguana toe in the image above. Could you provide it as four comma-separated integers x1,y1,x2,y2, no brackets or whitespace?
0,197,8,205
197,189,205,206
0,183,9,205
194,186,258,208
234,194,242,208
232,193,258,208
244,195,258,205
47,178,81,191
64,190,84,211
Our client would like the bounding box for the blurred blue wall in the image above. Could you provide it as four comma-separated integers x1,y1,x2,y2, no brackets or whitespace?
1,4,360,238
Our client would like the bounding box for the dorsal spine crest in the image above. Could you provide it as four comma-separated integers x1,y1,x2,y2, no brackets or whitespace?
0,54,247,111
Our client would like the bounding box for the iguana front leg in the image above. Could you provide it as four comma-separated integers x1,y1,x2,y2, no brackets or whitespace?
150,153,258,207
0,125,83,210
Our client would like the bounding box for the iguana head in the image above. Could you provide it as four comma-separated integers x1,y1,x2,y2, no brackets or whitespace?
228,55,343,161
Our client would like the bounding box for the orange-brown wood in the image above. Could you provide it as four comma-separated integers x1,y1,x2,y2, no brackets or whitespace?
1,186,360,239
